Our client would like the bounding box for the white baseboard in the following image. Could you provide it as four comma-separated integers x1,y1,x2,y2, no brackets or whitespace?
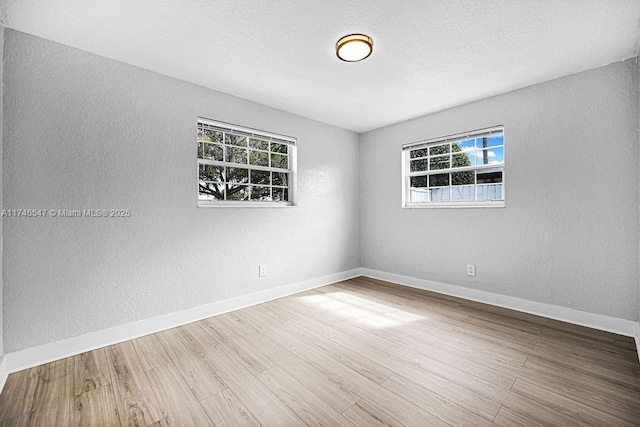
3,268,362,377
2,266,636,396
361,268,639,338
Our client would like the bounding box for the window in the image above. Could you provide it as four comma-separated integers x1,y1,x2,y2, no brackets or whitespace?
402,126,504,208
197,118,296,206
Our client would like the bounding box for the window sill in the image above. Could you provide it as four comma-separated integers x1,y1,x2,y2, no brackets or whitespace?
403,201,505,209
198,201,296,208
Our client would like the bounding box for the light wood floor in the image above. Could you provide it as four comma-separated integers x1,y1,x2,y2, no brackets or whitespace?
0,277,639,426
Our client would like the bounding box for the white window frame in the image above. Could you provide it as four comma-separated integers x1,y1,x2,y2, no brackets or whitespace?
402,126,505,209
197,118,297,207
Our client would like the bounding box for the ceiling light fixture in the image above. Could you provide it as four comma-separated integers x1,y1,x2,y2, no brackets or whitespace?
336,34,373,62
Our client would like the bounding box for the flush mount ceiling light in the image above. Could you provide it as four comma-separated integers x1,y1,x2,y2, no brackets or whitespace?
336,34,373,62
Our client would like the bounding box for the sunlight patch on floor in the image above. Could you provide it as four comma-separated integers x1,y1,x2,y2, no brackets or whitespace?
297,291,425,329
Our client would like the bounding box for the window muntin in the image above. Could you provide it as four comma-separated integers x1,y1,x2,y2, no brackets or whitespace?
198,118,296,206
403,126,504,207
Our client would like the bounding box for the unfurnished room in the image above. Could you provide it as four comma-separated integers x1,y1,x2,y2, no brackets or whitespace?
0,0,639,426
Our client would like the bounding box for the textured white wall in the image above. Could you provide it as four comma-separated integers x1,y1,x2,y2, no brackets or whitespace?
3,28,639,356
0,24,4,357
2,29,360,353
361,59,640,321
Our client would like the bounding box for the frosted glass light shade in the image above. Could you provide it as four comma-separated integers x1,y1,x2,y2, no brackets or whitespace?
336,34,373,62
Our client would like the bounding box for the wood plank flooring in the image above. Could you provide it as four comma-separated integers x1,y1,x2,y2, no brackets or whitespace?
0,276,638,426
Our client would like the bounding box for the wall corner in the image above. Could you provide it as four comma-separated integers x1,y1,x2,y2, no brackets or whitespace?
0,22,4,359
637,54,640,328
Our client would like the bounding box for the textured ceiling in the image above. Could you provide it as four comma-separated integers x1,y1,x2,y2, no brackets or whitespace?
2,0,640,133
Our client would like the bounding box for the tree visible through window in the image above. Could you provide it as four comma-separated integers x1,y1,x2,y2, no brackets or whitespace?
403,126,504,207
198,119,296,206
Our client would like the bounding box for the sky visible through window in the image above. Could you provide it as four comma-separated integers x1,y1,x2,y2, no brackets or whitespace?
404,129,505,205
454,135,504,165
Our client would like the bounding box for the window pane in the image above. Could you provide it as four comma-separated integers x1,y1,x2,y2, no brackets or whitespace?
476,147,504,166
452,170,474,185
272,187,288,202
475,150,489,165
226,146,247,164
226,184,249,200
477,169,503,184
452,185,474,201
490,147,504,164
403,128,504,207
410,148,428,159
199,182,224,200
410,159,428,172
199,164,224,182
203,129,223,143
429,155,450,170
452,152,472,168
250,169,270,185
271,142,288,154
485,135,503,147
410,188,429,202
429,173,449,187
249,138,269,150
430,187,450,202
203,143,223,161
477,184,503,201
225,134,247,147
410,176,427,188
454,139,474,152
271,153,288,169
226,167,248,184
475,137,490,149
250,186,271,201
198,121,295,205
429,143,450,155
272,172,288,186
249,150,269,167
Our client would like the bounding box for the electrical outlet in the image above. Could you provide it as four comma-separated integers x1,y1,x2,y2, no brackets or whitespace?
259,265,267,277
467,264,476,276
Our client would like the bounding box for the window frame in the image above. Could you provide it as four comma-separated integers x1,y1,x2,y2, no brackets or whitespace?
197,117,297,208
401,126,505,209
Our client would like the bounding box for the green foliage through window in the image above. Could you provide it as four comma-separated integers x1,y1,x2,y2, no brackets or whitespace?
197,120,295,204
403,127,504,205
